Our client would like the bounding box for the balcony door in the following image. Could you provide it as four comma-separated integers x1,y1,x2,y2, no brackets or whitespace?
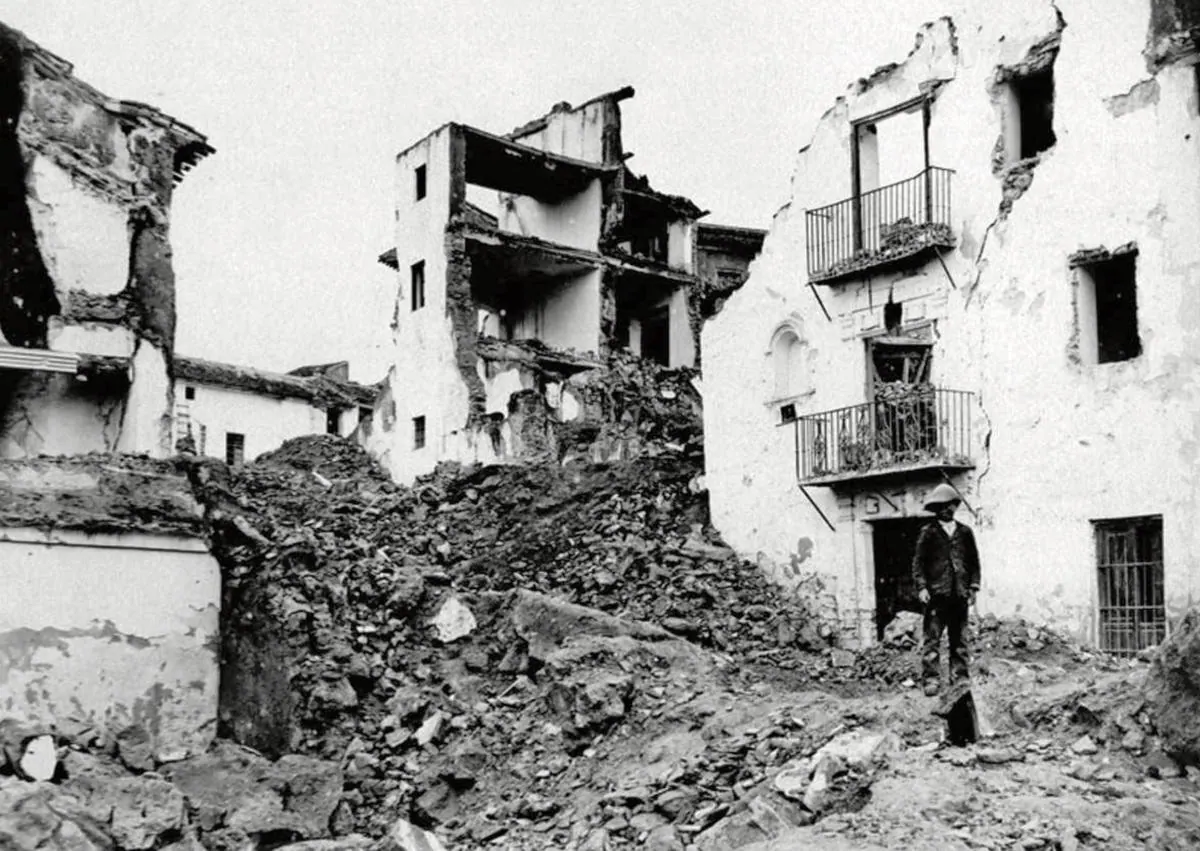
851,98,931,253
868,336,937,461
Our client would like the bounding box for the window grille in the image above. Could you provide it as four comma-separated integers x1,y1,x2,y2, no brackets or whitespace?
1095,516,1165,655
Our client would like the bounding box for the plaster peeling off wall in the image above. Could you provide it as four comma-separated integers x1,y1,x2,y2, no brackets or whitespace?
0,23,211,459
0,528,221,760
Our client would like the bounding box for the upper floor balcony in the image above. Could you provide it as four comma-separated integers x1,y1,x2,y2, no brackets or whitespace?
783,385,974,486
805,167,956,284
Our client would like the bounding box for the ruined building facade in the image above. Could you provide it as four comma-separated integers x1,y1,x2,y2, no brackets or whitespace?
704,0,1200,650
367,88,763,483
0,23,211,459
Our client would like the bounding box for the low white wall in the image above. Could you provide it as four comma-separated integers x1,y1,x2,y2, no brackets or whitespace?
174,381,350,461
0,528,221,759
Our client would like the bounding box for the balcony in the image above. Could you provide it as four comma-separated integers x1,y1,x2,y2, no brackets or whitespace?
805,167,956,284
785,386,974,486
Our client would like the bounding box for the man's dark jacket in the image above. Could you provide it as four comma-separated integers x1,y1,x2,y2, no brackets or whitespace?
911,520,980,599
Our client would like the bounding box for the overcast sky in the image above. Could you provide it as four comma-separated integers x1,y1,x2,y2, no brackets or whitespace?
7,1,946,382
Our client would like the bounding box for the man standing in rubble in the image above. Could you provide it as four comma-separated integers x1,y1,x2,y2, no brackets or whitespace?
912,483,980,697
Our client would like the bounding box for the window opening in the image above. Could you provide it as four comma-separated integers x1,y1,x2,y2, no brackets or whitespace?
326,408,342,435
413,415,426,450
641,305,671,366
358,406,372,425
1077,252,1140,364
411,261,426,311
1014,68,1056,159
225,432,245,466
1095,516,1165,655
415,164,427,201
184,386,196,401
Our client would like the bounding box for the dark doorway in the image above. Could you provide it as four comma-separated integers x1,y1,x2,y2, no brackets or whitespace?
871,517,929,640
641,305,670,366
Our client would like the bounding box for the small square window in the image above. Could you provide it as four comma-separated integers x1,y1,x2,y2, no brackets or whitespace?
411,261,426,311
184,386,196,400
415,164,427,201
779,403,797,423
1076,251,1140,365
225,432,245,466
413,415,426,450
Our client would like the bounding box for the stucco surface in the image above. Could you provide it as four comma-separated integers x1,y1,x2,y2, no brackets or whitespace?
0,528,220,759
703,0,1200,644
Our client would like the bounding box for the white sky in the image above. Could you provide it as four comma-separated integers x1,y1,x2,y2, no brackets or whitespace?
7,0,946,382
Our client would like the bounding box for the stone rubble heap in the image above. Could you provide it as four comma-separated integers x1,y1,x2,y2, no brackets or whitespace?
196,433,828,848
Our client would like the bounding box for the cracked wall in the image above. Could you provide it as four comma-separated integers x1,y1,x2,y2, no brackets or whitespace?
0,23,211,460
0,457,220,760
703,0,1200,645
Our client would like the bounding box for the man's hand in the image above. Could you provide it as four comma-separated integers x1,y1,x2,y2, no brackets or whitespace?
918,589,930,605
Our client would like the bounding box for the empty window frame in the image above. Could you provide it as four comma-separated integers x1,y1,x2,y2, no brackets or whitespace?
326,408,342,435
1076,251,1140,364
184,386,196,401
413,415,426,450
415,164,427,201
225,432,245,466
1012,67,1056,160
411,261,426,311
1095,516,1165,655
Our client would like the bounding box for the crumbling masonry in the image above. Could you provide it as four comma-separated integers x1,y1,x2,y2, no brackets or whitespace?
366,88,763,483
0,23,212,459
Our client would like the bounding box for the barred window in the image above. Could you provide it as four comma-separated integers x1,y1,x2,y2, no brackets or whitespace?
1094,515,1165,655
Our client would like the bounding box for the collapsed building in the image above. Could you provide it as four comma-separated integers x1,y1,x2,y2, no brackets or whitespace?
704,0,1200,650
0,23,212,459
367,87,763,483
172,357,377,462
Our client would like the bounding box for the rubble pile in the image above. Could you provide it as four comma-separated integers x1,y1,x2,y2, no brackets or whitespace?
194,435,825,846
841,611,1090,686
563,350,703,460
0,730,346,851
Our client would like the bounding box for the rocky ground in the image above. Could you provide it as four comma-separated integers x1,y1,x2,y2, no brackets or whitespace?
5,424,1200,849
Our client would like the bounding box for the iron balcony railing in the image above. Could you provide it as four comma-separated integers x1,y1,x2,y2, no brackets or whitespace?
784,386,974,482
805,166,954,282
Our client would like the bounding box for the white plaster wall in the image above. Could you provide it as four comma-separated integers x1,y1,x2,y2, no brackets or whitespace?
383,126,469,484
703,0,1200,644
0,374,125,459
116,343,173,458
47,321,138,358
668,285,696,368
25,156,131,297
667,220,695,273
498,179,602,250
511,100,609,163
0,528,220,759
507,269,602,354
173,381,330,462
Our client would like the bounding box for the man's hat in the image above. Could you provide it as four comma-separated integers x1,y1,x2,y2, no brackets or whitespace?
923,483,961,511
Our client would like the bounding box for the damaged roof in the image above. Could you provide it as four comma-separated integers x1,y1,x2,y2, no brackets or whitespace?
623,168,707,221
175,356,377,409
507,85,635,140
695,223,768,254
0,22,214,182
